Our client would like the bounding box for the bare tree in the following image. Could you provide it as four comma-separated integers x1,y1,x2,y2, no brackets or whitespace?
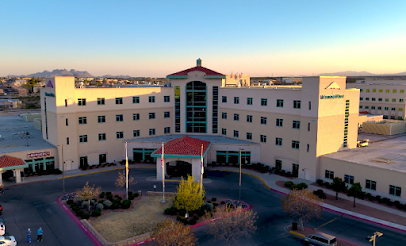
282,188,322,231
115,170,137,193
149,218,197,246
203,205,257,246
76,182,101,212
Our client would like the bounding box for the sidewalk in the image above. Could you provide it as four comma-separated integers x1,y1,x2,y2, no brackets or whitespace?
207,166,406,233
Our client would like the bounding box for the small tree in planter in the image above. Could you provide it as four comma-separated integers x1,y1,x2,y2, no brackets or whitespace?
174,175,205,219
347,182,363,208
76,182,101,213
115,170,137,199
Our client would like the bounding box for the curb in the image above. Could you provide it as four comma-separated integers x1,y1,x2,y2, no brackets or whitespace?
289,230,305,238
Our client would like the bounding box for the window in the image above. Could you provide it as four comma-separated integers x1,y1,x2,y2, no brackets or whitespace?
365,98,369,101
366,89,370,92
385,107,389,110
275,137,282,146
222,112,227,119
372,89,376,92
275,159,282,170
78,117,87,125
379,89,383,92
293,100,301,109
378,107,382,110
98,115,105,123
372,98,376,101
371,106,375,109
79,135,88,143
66,118,68,126
392,98,396,102
149,96,155,103
149,128,155,136
66,137,69,145
260,117,267,125
401,90,405,93
133,130,140,137
309,101,311,110
359,105,363,109
292,120,300,129
366,180,376,191
164,127,170,134
260,135,267,143
344,174,354,184
276,118,283,127
164,96,170,102
149,113,156,119
393,89,397,93
234,114,239,121
389,185,401,197
261,98,267,106
360,97,363,100
276,99,284,107
308,123,310,131
164,112,170,118
400,99,404,102
399,108,403,111
247,115,253,123
222,128,227,135
80,157,88,167
133,96,139,104
116,114,123,122
385,98,389,102
133,114,140,120
98,133,106,141
234,97,239,104
234,130,239,138
97,98,105,105
325,170,334,179
292,141,300,149
391,107,396,111
78,98,86,106
222,96,227,103
247,98,253,105
65,99,67,107
246,132,252,140
386,90,390,93
307,144,309,152
360,89,363,92
378,98,382,101
365,106,369,109
116,131,123,139
115,97,123,104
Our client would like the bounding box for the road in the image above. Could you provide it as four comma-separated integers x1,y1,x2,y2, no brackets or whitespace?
0,169,405,245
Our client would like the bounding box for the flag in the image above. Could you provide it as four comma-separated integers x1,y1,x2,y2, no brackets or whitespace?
161,143,164,169
201,144,204,174
125,142,129,175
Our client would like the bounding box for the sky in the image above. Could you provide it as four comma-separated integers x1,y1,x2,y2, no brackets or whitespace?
1,0,406,77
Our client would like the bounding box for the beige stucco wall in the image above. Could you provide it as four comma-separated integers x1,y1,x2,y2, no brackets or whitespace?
320,156,406,202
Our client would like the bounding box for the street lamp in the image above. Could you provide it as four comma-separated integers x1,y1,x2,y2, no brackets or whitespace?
368,231,383,246
239,148,244,200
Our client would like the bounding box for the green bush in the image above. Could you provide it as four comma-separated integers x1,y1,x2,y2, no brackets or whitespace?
180,218,188,225
76,210,84,217
221,201,226,205
91,209,101,217
284,181,294,188
128,191,133,197
197,210,205,217
295,183,308,190
213,203,219,207
316,179,324,186
189,219,197,225
212,197,217,201
114,199,121,204
176,215,182,221
99,192,105,198
313,189,326,199
106,191,112,196
179,209,186,216
134,193,139,197
67,199,74,204
98,200,105,204
121,200,131,209
82,213,90,219
111,203,120,209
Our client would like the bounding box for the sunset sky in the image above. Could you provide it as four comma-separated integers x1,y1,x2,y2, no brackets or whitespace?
1,0,406,77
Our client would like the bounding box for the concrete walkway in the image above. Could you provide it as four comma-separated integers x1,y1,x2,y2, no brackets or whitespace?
3,164,406,232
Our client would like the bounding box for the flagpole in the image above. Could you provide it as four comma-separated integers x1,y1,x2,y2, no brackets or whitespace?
125,142,129,200
161,142,166,203
200,144,203,191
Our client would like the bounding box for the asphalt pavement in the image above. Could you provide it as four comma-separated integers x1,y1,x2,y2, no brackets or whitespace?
0,165,405,246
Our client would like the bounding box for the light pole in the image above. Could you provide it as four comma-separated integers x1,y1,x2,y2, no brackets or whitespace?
239,148,244,200
57,144,65,194
368,231,383,246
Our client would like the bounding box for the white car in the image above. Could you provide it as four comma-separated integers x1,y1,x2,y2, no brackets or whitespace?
0,223,4,236
0,235,17,246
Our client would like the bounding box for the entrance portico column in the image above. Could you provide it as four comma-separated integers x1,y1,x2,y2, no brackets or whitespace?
0,171,3,186
191,159,202,182
15,169,22,183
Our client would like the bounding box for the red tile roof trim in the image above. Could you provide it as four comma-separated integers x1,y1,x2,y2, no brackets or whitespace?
0,155,26,168
168,66,224,76
153,136,211,156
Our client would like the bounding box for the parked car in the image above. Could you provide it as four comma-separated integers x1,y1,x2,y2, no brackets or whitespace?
0,235,17,246
304,232,337,246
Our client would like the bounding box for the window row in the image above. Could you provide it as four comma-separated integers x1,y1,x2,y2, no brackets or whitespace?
360,97,404,103
360,89,405,93
359,106,403,111
76,96,171,106
222,113,308,130
222,97,303,109
324,171,402,197
75,112,171,125
77,127,171,143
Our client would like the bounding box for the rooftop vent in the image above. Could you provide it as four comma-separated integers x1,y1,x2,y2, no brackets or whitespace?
197,58,202,67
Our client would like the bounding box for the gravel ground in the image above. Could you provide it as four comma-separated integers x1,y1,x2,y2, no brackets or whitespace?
90,196,174,243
